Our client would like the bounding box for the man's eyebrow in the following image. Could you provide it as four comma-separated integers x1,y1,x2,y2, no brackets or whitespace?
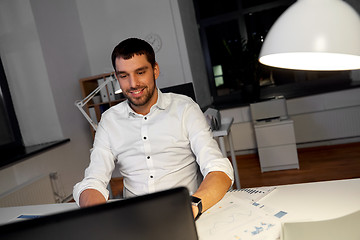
135,66,149,71
116,66,149,75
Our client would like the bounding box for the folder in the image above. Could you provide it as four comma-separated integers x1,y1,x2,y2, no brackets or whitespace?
106,77,116,101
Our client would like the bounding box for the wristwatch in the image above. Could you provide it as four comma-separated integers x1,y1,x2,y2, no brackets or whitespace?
191,196,202,220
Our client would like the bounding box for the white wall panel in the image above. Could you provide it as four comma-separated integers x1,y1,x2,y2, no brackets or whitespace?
230,122,257,151
76,0,187,89
292,106,360,143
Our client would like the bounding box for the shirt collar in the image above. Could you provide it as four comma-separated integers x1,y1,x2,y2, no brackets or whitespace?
155,89,169,110
126,88,169,117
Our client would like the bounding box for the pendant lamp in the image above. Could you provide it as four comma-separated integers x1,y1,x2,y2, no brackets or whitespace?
259,0,360,71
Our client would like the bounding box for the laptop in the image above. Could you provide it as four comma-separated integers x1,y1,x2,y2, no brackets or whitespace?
0,187,198,240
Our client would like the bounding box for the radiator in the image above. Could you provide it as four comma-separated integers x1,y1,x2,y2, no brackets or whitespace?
0,174,57,207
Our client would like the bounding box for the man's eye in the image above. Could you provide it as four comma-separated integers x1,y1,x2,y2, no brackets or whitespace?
138,71,145,75
118,74,127,79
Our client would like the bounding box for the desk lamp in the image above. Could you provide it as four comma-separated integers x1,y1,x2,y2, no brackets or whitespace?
259,0,360,71
75,74,122,131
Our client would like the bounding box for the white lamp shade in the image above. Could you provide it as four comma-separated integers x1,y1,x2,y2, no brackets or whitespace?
259,0,360,71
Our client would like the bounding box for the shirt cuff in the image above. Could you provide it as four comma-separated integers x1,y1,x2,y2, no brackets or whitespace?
73,181,109,206
203,159,235,186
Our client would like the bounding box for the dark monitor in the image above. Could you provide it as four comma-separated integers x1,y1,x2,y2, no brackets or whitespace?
0,187,198,240
161,82,196,102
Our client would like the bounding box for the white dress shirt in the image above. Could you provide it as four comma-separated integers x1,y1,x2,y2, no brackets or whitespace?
73,90,234,204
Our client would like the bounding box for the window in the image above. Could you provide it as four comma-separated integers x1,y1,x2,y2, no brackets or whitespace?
193,0,358,109
213,65,224,87
194,0,238,19
0,57,23,149
0,57,69,169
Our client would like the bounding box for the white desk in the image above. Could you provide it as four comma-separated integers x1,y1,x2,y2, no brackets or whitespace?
261,178,360,222
0,202,77,226
196,178,360,239
212,117,240,189
261,178,360,240
1,179,359,239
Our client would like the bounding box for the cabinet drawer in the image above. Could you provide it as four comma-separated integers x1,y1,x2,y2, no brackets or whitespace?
258,144,299,169
255,121,296,147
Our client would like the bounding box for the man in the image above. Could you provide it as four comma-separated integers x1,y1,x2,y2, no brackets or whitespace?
73,38,234,220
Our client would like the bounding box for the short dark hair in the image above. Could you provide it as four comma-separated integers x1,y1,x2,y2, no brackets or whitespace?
111,38,156,70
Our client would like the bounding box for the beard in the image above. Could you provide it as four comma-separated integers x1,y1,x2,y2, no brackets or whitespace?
122,75,156,107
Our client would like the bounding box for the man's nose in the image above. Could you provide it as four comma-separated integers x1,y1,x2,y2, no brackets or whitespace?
129,74,139,88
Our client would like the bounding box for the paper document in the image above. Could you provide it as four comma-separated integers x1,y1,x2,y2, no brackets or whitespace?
196,194,282,240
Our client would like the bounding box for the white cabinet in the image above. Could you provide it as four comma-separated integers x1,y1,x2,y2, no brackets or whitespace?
254,119,299,172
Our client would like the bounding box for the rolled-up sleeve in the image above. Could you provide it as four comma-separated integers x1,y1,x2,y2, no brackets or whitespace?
185,103,234,184
73,122,116,205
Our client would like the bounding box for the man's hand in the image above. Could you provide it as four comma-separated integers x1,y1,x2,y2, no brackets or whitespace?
192,171,232,219
79,189,107,208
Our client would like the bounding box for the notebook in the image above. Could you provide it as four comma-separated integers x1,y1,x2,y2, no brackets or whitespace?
0,187,198,240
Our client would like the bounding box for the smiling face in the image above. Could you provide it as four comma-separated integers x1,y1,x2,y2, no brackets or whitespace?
115,54,160,115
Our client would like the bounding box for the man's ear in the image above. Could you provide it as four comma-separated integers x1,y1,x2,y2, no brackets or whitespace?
154,62,160,80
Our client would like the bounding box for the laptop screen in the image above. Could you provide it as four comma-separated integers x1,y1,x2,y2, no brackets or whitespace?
0,187,198,240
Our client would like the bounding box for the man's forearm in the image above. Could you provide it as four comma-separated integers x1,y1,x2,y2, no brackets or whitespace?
192,171,232,216
79,189,107,208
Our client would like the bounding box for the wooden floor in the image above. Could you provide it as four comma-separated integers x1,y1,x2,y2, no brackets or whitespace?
110,142,360,196
236,142,360,189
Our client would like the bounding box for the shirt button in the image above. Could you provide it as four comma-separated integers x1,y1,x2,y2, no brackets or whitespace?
143,136,147,140
150,175,153,178
147,156,150,159
144,117,147,120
